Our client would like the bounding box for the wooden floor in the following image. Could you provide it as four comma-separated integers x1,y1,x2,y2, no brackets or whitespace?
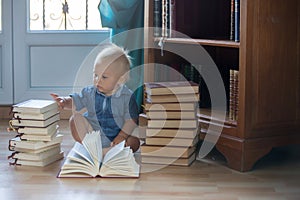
0,119,299,200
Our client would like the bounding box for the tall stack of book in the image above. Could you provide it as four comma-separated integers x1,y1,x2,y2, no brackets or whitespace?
141,81,199,166
7,99,64,167
229,69,239,121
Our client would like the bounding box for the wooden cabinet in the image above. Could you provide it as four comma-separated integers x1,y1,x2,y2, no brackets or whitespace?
143,0,300,171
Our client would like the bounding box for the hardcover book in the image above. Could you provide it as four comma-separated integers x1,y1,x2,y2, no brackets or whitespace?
9,143,61,154
229,69,239,121
146,128,197,139
144,81,199,96
9,145,62,163
230,0,235,41
234,0,240,42
17,122,59,135
13,109,59,120
141,145,195,158
20,129,58,142
147,119,198,129
146,110,196,120
10,113,60,128
9,152,64,167
58,131,140,178
12,99,58,114
9,134,63,151
146,93,199,103
145,136,198,147
153,0,162,37
141,152,196,166
144,102,197,111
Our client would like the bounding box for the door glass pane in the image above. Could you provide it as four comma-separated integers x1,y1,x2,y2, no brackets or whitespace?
29,0,106,31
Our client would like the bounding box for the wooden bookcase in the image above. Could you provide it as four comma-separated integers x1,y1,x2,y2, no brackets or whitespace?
144,0,300,171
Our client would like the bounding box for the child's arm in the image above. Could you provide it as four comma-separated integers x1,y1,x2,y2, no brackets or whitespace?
50,93,73,110
112,118,140,152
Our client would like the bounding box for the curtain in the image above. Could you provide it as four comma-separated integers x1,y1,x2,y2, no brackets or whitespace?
99,0,144,112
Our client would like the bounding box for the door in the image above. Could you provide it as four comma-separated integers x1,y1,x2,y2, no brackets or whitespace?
1,0,110,104
0,0,13,104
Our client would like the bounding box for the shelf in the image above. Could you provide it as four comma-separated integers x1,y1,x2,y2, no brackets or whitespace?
197,108,237,136
154,37,240,48
197,108,237,127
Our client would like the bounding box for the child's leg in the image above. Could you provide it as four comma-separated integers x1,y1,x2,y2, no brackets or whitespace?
69,113,93,143
125,135,140,153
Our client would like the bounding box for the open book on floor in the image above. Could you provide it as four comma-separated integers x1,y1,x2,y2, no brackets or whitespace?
58,130,140,178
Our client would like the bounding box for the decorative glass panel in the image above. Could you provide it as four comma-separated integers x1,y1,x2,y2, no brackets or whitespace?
29,0,106,31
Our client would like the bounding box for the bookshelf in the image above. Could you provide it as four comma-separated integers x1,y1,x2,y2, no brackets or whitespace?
144,0,300,171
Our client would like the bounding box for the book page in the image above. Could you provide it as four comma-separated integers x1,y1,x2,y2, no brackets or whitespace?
82,131,102,169
65,150,93,168
102,140,125,164
71,142,95,167
100,147,140,177
59,158,98,177
104,147,138,170
58,141,100,178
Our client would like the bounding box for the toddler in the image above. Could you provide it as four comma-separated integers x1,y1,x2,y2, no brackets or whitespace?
51,43,140,152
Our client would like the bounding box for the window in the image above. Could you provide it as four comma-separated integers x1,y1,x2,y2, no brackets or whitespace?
29,0,106,31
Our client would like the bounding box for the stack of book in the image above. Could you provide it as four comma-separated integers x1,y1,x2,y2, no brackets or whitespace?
7,99,64,167
141,81,200,166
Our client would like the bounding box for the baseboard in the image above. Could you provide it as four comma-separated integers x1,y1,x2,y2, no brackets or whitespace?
0,106,72,120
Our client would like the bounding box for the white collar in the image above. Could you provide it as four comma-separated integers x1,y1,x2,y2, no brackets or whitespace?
95,84,124,98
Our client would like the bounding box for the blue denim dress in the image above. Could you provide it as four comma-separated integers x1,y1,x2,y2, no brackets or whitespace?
70,85,138,147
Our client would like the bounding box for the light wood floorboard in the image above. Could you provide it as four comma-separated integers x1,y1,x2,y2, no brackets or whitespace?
0,119,299,200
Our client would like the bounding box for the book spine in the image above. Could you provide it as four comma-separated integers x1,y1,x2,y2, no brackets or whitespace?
8,158,21,166
234,0,240,42
161,0,169,37
8,140,17,151
233,70,239,121
9,139,17,148
229,69,239,121
230,0,235,41
169,0,176,37
229,69,234,120
153,0,162,37
8,145,16,151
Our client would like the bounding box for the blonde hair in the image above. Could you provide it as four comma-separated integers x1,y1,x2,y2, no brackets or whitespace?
94,43,132,76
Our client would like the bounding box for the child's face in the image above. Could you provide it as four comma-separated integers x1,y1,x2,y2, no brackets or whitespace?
93,61,124,95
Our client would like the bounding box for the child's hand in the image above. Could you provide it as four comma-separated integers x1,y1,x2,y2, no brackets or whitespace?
111,134,140,153
50,93,66,109
111,133,128,147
